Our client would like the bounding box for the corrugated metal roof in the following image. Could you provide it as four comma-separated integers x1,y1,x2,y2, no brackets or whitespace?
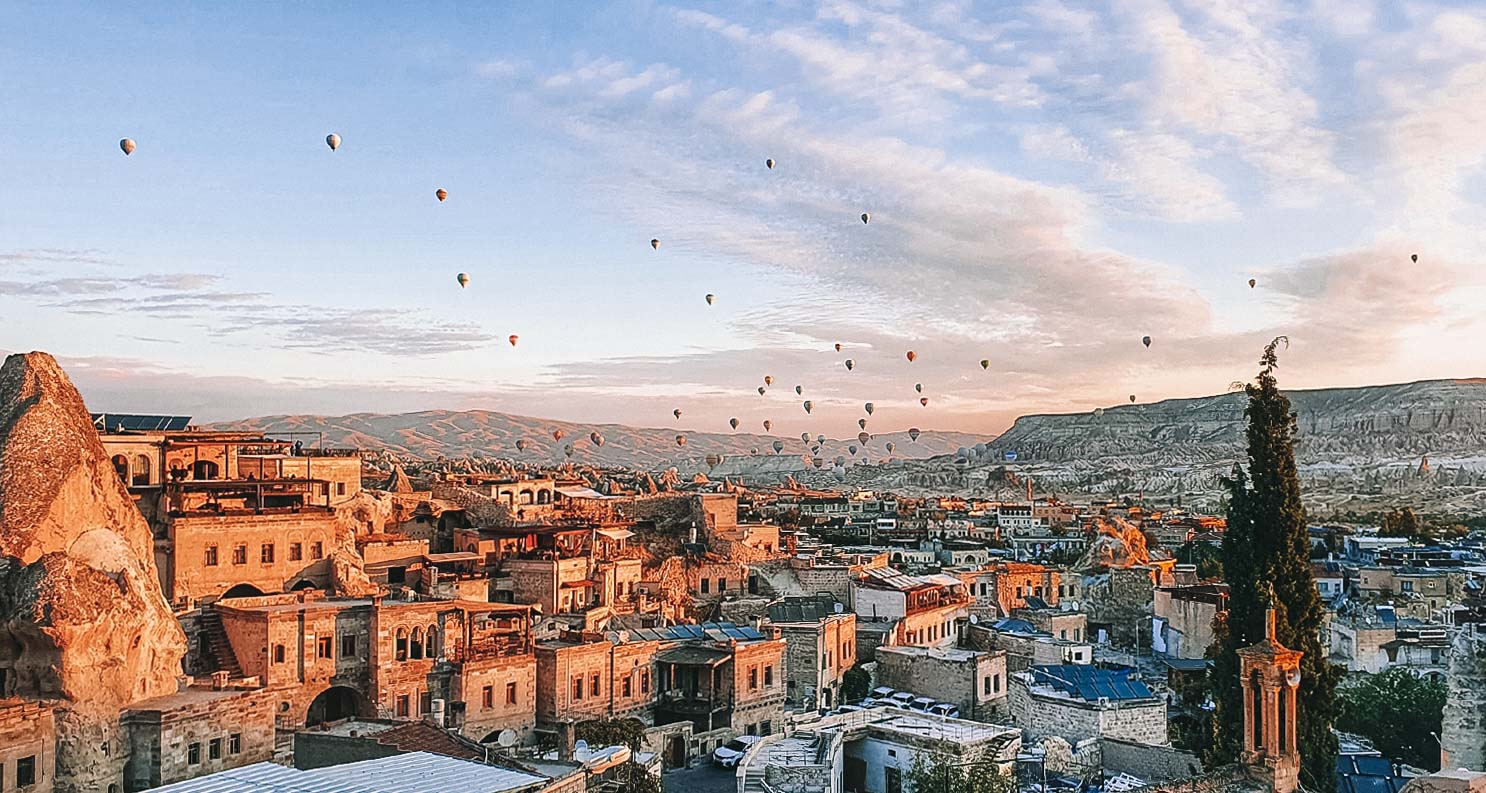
93,413,193,431
147,753,548,793
147,762,380,793
1028,664,1155,702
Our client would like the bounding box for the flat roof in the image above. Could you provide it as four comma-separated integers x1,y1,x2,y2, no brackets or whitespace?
125,686,260,714
867,712,1021,744
148,752,547,793
877,645,985,663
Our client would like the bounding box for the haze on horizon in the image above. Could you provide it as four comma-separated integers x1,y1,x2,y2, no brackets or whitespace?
4,1,1486,438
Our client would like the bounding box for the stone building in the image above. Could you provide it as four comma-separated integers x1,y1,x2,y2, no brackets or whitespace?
876,645,1008,720
161,507,343,606
966,621,1093,670
1008,664,1167,746
212,592,537,741
961,561,1061,618
121,682,277,791
767,595,857,710
532,632,662,730
653,627,787,741
1012,603,1088,642
0,700,55,793
852,568,970,657
1153,584,1228,660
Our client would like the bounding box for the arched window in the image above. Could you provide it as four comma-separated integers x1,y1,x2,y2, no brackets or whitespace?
410,627,424,660
111,454,130,483
192,460,219,480
426,624,440,658
536,489,552,505
395,628,408,661
1250,670,1265,750
519,489,534,505
133,454,152,486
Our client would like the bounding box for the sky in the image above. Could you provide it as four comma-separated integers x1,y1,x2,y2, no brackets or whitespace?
3,0,1486,438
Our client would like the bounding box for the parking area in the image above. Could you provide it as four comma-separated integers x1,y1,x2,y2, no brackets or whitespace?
663,761,737,793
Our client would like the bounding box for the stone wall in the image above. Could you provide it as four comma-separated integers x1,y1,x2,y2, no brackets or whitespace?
453,653,537,743
167,511,339,604
121,686,277,791
1100,737,1203,782
1083,567,1156,646
876,646,1008,719
0,701,55,793
1009,679,1167,746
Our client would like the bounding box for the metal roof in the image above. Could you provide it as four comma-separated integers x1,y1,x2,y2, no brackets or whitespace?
1027,664,1155,702
146,762,380,793
147,752,548,793
768,594,845,623
93,413,192,431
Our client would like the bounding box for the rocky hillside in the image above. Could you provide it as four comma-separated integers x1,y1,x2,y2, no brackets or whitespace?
799,378,1486,516
210,409,991,470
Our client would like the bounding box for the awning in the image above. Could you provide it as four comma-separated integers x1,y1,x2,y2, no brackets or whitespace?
596,528,635,541
561,580,597,589
423,552,481,564
556,486,609,499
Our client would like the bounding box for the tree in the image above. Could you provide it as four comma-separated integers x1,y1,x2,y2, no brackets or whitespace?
842,664,872,702
1176,540,1224,580
1210,338,1340,790
1381,508,1422,539
575,718,660,793
1336,669,1446,771
905,753,1016,793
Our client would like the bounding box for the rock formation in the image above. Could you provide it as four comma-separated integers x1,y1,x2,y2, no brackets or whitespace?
1076,517,1151,572
0,352,187,792
1441,624,1486,771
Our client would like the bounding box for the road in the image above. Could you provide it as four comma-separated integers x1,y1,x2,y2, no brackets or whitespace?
663,761,737,793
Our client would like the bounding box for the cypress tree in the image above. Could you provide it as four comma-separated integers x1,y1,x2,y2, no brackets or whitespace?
1210,338,1339,789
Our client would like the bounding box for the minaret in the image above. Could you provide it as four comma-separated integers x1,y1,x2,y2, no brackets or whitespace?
1238,608,1304,793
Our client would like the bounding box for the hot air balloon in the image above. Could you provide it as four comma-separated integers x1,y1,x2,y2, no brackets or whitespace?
590,432,605,447
705,293,716,306
766,158,775,169
886,442,896,453
751,448,759,455
802,401,813,414
673,409,682,420
920,397,929,407
553,430,565,441
858,418,868,430
675,435,687,447
864,402,875,415
763,420,773,431
1129,395,1137,403
811,445,820,455
801,432,810,444
1142,335,1152,348
1094,407,1105,417
849,445,858,455
651,239,660,250
1411,253,1419,263
435,188,448,202
906,351,916,362
909,427,921,442
758,386,767,396
834,343,843,352
772,441,784,453
858,432,870,445
508,335,519,347
516,439,529,451
813,457,823,469
705,454,721,468
764,375,774,386
844,359,855,371
119,138,136,155
564,443,575,457
326,133,341,151
980,359,990,370
817,434,826,444
457,273,470,288
729,417,740,430
860,213,870,224
915,383,923,393
795,385,803,396
1248,278,1257,289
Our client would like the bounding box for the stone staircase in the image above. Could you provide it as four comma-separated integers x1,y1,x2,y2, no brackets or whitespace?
197,607,243,678
742,766,768,793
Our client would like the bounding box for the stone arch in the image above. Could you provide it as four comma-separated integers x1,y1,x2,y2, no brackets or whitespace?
519,489,534,505
192,459,220,480
111,454,130,483
290,579,318,591
132,454,152,486
410,627,425,660
222,583,265,599
536,488,552,505
305,685,370,726
396,627,409,661
426,624,441,658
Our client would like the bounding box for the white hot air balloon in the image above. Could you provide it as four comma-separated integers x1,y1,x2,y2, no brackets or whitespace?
119,138,136,155
326,133,341,151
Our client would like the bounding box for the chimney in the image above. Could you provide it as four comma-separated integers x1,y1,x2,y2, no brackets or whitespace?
210,671,230,690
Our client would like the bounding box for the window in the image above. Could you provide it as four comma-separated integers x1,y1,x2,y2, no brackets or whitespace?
591,673,601,697
232,544,247,565
426,625,440,658
641,669,650,694
506,681,518,705
410,628,425,660
396,695,410,718
273,644,286,664
717,577,727,591
1402,580,1414,592
311,541,323,560
701,578,710,594
204,545,219,566
572,675,584,700
985,675,992,695
764,666,773,686
229,734,242,754
188,742,202,765
395,628,408,661
749,667,758,690
420,691,432,715
289,543,303,562
317,636,333,659
337,482,347,496
340,634,357,658
483,686,494,709
17,755,37,785
209,738,223,760
761,720,772,735
623,676,633,697
261,543,275,564
994,674,1001,693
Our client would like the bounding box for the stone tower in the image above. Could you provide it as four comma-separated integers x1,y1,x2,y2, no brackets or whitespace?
1238,609,1304,793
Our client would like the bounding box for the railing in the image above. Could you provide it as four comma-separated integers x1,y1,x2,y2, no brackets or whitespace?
448,637,531,663
656,690,731,714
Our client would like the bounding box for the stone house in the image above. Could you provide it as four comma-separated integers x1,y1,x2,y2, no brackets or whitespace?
532,633,662,730
1152,584,1228,660
1008,664,1167,746
852,568,970,657
121,682,277,791
960,561,1060,618
767,595,857,710
0,701,55,793
876,645,1009,720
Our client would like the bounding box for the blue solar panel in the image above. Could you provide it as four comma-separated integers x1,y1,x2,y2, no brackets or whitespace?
92,413,192,431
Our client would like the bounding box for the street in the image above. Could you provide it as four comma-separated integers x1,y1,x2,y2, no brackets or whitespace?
663,761,737,793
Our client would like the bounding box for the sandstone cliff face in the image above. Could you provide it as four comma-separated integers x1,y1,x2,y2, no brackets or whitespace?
0,352,187,792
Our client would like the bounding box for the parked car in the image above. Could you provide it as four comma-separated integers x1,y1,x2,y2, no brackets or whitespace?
889,692,916,708
713,736,764,768
870,686,897,701
908,696,936,713
928,703,962,719
835,704,864,714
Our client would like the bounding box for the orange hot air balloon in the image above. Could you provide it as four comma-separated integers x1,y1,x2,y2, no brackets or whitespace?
764,375,774,386
119,138,136,155
435,188,448,202
675,434,687,447
834,343,843,352
508,335,519,347
920,397,929,407
906,351,916,362
553,430,564,441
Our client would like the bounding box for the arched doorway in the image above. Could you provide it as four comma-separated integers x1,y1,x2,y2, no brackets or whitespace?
111,455,130,483
222,583,265,599
133,454,152,486
290,579,318,591
305,685,369,726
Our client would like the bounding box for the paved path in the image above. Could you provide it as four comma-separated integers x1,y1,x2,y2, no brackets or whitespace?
663,761,737,793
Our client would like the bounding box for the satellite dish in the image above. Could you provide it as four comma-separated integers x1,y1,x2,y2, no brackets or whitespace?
833,602,844,613
497,729,518,747
575,739,590,751
969,614,980,625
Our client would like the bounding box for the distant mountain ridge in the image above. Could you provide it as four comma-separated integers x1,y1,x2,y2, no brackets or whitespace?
209,409,993,469
800,378,1486,515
